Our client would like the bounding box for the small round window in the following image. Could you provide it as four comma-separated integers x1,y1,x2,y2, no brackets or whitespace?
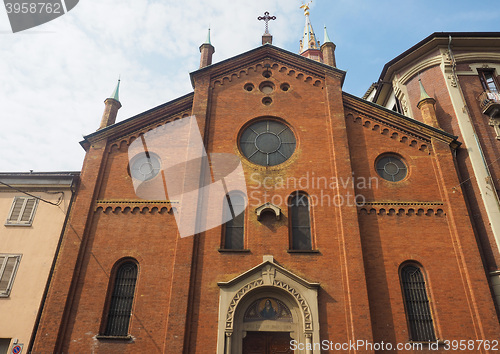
239,120,296,166
376,155,407,182
130,152,161,181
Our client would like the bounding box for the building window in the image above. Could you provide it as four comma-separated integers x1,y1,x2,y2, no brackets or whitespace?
289,192,312,250
376,155,407,182
103,261,138,337
5,197,38,226
239,119,296,166
0,255,21,297
0,339,12,354
129,152,161,181
400,264,436,341
222,193,245,250
479,69,499,93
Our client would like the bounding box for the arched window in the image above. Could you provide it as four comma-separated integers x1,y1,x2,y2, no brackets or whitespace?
222,193,245,249
400,264,436,341
103,261,138,336
289,192,312,250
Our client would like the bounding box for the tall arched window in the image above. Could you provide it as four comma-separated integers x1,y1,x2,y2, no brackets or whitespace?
103,261,138,336
289,192,312,250
400,264,436,341
222,193,245,250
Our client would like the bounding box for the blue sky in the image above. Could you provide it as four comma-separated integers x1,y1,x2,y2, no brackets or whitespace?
0,0,499,171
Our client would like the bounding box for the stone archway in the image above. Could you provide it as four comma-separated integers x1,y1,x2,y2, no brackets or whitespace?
217,256,320,354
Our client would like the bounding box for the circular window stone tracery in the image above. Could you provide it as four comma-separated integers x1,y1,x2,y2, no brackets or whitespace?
130,152,161,181
239,120,296,166
376,154,407,182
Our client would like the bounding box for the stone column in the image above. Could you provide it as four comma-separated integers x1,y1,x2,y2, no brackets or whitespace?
305,333,313,354
225,332,232,354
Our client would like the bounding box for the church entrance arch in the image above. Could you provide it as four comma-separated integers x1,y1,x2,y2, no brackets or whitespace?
217,256,320,354
235,289,299,353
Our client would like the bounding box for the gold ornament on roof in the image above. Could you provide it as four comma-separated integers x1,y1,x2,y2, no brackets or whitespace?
300,1,312,16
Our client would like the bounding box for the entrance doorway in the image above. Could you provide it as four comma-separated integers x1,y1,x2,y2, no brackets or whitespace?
243,331,293,354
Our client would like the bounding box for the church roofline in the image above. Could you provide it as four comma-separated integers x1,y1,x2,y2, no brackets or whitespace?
189,44,346,88
80,92,194,148
373,32,500,103
343,91,461,148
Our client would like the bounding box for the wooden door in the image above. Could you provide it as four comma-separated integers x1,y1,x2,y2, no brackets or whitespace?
243,331,293,354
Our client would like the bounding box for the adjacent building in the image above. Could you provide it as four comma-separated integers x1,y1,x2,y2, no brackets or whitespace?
0,172,78,354
367,32,500,315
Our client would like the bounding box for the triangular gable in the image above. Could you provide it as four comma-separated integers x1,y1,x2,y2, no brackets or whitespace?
190,44,346,88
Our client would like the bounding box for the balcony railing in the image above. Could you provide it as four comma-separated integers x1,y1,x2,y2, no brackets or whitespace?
478,91,500,118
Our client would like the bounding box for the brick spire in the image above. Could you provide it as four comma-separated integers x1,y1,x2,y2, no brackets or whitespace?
321,25,336,67
98,79,122,130
417,79,440,129
199,28,215,68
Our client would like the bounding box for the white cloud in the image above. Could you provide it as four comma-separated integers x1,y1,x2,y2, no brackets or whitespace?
0,0,498,171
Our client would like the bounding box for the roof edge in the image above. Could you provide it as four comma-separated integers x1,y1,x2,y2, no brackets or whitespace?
374,31,500,102
343,91,460,145
81,92,194,145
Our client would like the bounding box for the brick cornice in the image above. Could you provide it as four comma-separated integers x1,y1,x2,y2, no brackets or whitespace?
343,92,460,149
80,93,194,150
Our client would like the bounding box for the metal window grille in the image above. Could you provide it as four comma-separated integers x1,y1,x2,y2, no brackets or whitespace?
401,265,436,341
104,262,138,336
289,193,312,250
6,197,38,226
0,254,21,297
223,194,245,249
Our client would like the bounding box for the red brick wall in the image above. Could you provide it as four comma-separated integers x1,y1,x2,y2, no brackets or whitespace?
405,64,500,272
33,51,500,353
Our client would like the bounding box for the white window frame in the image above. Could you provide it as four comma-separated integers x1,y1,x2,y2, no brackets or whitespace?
0,254,22,297
5,196,39,226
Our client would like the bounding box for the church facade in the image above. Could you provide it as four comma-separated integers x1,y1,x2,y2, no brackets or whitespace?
32,10,500,354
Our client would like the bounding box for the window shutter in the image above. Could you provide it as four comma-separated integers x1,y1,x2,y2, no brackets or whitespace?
7,198,25,223
20,198,36,222
0,255,21,296
6,197,38,225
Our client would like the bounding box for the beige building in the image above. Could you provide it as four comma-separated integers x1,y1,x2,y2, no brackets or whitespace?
0,172,78,354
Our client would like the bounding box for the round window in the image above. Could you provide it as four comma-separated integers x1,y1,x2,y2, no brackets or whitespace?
130,152,161,181
376,155,407,182
239,120,296,166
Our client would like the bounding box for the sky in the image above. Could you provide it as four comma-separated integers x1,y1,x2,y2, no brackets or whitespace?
0,0,499,172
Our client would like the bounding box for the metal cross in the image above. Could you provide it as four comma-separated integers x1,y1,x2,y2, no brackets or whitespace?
258,11,276,34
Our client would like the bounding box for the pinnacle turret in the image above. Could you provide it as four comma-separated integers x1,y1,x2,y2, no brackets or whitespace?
99,79,122,130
